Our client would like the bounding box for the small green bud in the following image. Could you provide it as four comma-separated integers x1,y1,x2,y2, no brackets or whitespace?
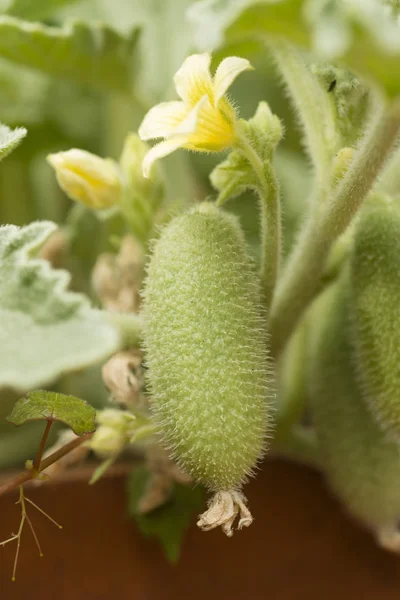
120,133,163,199
309,275,400,552
242,101,283,159
310,64,373,147
331,146,354,182
142,203,273,533
211,101,282,206
350,196,400,440
119,133,164,244
90,408,136,457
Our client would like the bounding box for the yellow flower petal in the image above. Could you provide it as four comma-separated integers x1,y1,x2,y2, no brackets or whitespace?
170,96,208,137
138,101,187,140
47,149,121,209
213,56,253,105
185,96,236,151
173,53,213,107
142,138,188,178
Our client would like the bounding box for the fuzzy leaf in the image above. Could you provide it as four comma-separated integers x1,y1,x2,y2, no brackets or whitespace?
0,16,140,93
190,0,400,96
187,0,261,51
127,466,204,563
0,123,26,161
7,390,96,435
130,0,193,103
0,221,120,391
4,0,80,20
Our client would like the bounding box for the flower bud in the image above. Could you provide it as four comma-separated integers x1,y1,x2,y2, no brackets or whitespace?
90,425,125,456
90,408,136,457
331,146,354,182
120,134,163,197
119,134,164,243
47,149,122,209
96,407,135,428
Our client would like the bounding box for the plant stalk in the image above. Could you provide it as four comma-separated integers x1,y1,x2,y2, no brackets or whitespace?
268,96,400,357
0,433,93,498
236,136,281,310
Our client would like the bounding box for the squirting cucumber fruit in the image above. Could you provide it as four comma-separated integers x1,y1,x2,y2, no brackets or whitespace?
308,272,400,552
142,202,273,535
350,196,400,441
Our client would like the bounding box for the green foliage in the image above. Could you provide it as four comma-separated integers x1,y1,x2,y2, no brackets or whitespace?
350,196,400,440
308,275,400,538
214,0,400,95
0,123,26,162
212,101,282,206
119,133,164,244
0,17,140,93
129,0,193,103
7,390,96,435
127,466,204,563
4,0,81,20
142,203,273,491
0,221,120,391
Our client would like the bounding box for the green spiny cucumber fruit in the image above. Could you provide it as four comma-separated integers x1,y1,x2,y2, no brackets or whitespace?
142,202,273,534
350,196,400,440
308,272,400,552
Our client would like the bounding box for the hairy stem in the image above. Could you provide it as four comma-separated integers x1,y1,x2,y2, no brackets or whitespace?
269,97,400,357
0,433,93,498
236,135,281,309
33,420,53,472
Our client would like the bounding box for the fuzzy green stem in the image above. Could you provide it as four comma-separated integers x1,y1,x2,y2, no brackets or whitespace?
236,135,281,309
269,97,400,357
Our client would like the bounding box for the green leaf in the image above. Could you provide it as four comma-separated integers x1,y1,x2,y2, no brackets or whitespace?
7,390,96,435
0,123,26,162
89,455,116,485
0,221,120,391
187,0,263,51
191,0,400,96
4,0,81,20
0,17,140,93
127,466,204,563
130,0,194,103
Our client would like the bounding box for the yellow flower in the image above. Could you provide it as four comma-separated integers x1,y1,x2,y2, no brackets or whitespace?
47,149,122,209
138,53,253,177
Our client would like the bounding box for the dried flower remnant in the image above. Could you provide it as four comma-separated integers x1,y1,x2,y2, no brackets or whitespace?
102,350,145,409
92,235,144,313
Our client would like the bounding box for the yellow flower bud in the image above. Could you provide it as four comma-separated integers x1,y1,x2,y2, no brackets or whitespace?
47,149,122,209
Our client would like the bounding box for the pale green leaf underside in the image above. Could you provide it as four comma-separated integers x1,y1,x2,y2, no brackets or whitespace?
4,0,80,20
0,123,26,161
0,16,140,93
0,221,120,392
7,390,96,435
191,0,400,96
